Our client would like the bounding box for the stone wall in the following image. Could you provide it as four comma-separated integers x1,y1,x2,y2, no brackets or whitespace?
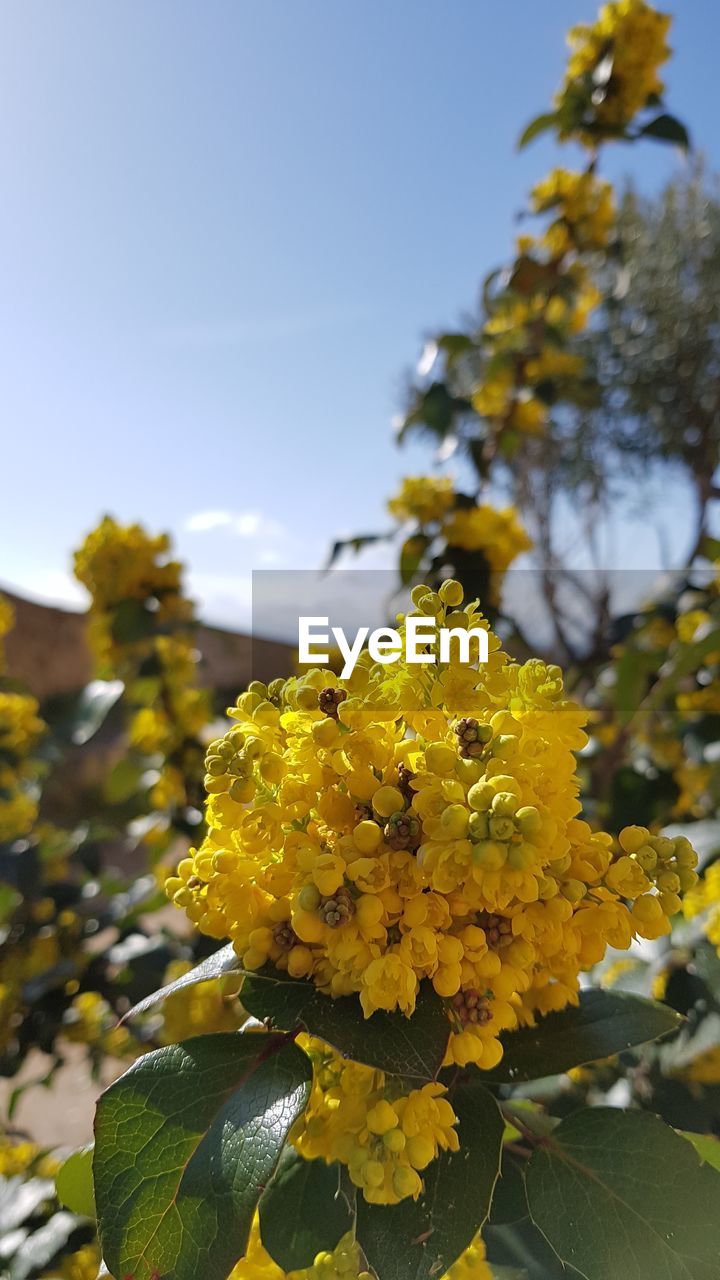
2,587,294,700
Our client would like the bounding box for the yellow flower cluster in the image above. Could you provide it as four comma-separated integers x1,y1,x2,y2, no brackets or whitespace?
531,169,615,254
468,171,610,447
63,990,139,1061
0,1136,58,1178
442,505,532,575
229,1221,490,1280
387,475,455,526
385,483,531,597
0,595,46,841
44,1243,101,1280
560,0,671,139
0,903,85,1057
292,1036,458,1204
168,581,698,1130
74,517,211,840
73,515,189,663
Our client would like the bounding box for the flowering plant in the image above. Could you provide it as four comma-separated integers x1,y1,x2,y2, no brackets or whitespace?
88,581,718,1280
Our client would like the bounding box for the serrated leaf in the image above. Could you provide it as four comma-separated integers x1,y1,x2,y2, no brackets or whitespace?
487,1154,528,1226
487,988,682,1082
517,112,558,149
526,1107,720,1280
638,112,690,149
55,1145,95,1219
484,1219,574,1280
259,1150,352,1271
681,1130,720,1172
94,1032,312,1280
241,969,449,1087
121,941,241,1022
356,1081,503,1280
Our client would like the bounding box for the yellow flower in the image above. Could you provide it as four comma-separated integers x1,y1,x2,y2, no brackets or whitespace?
387,475,455,525
292,1036,458,1205
441,505,532,574
558,0,671,142
531,170,615,251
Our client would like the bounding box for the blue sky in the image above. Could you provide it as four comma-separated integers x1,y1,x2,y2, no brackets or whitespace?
1,1,719,627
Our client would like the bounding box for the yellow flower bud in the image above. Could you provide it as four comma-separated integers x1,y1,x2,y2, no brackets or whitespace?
372,785,405,818
366,1100,398,1135
406,1134,435,1169
354,820,383,854
619,825,649,855
439,578,464,607
424,743,457,775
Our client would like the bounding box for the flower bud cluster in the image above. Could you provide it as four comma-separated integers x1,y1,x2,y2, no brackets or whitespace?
0,596,45,841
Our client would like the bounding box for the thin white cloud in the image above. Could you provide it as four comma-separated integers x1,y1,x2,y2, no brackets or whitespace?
1,570,87,612
184,510,286,540
185,510,235,533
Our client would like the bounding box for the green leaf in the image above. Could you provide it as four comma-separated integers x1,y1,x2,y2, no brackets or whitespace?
69,679,124,746
612,646,657,724
94,1032,312,1280
121,941,241,1022
508,256,556,296
681,1130,720,1173
55,1145,95,1219
110,598,158,645
487,1153,528,1226
638,112,691,149
400,535,430,586
487,988,682,1082
356,1081,503,1280
104,756,143,803
259,1149,353,1271
525,1107,720,1280
325,532,393,570
435,332,476,359
700,535,720,562
241,969,449,1087
485,1219,573,1280
517,112,558,149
